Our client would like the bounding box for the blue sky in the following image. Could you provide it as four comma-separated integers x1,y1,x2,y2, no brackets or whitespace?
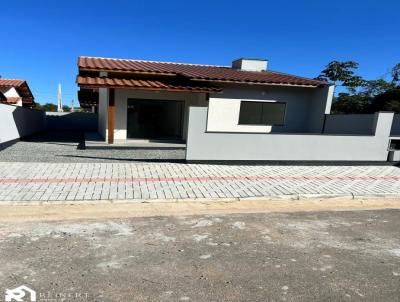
2,0,399,105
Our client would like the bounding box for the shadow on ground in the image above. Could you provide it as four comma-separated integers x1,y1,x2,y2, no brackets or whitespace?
0,131,186,163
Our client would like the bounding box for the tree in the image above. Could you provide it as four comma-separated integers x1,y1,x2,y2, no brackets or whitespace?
41,103,57,112
62,105,71,112
318,61,400,114
369,88,400,112
331,93,371,114
316,61,365,93
361,79,397,97
34,103,43,110
391,63,400,84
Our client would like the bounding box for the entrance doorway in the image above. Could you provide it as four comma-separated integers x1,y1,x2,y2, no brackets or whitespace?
127,99,184,140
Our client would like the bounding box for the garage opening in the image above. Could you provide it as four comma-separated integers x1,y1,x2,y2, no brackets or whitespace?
127,99,184,140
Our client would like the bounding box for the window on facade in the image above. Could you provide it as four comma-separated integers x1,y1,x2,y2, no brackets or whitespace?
238,101,286,125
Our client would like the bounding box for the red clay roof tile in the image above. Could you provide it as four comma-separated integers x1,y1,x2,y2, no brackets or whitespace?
78,56,328,87
77,76,222,93
0,79,25,87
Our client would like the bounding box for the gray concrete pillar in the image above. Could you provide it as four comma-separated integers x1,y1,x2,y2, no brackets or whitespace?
372,112,395,137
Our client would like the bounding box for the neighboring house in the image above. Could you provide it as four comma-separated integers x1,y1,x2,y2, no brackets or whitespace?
77,56,334,144
0,78,35,108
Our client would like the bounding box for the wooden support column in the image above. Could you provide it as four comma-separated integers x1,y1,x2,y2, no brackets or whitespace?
107,88,115,144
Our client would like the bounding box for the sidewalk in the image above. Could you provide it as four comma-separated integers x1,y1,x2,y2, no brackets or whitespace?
1,162,399,204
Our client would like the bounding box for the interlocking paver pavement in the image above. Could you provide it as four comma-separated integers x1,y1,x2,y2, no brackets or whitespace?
0,162,399,203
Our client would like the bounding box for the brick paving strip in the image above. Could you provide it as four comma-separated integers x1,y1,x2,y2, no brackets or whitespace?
0,162,400,203
1,175,400,184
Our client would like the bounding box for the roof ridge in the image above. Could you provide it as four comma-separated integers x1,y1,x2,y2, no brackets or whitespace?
266,69,329,84
0,78,25,81
80,56,230,68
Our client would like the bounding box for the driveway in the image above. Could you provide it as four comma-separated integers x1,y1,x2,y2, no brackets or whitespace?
0,209,399,301
0,131,185,163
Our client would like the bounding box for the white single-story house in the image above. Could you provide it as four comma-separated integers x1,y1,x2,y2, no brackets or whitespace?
0,78,35,108
77,56,334,144
76,56,400,162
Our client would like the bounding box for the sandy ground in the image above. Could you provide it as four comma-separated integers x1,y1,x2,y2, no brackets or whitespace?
0,197,400,223
0,204,399,301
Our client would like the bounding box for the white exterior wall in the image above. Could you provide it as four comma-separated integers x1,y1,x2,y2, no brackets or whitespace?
207,98,272,133
1,87,23,107
2,87,19,98
96,89,208,142
95,83,334,141
206,84,334,134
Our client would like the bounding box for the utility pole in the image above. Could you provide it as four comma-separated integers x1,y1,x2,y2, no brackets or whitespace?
71,99,74,112
57,83,63,112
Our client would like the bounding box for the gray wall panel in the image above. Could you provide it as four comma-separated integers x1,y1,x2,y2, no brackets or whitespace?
186,107,393,161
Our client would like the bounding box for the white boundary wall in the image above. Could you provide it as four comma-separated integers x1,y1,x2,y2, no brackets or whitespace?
186,107,394,161
45,112,98,131
324,114,376,135
0,103,45,145
391,114,400,136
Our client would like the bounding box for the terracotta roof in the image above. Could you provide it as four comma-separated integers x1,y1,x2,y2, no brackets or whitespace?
77,76,222,93
0,79,25,87
78,56,328,87
0,78,35,107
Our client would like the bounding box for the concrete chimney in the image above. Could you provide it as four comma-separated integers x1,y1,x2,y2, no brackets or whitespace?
232,58,268,72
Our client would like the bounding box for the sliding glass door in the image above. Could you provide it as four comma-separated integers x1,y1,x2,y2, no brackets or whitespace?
127,99,184,140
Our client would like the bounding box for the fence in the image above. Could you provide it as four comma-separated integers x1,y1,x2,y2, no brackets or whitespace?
45,112,98,131
324,113,400,136
0,103,45,147
186,107,394,161
391,114,400,136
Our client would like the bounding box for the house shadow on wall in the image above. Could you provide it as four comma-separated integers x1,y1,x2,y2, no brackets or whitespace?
0,106,45,150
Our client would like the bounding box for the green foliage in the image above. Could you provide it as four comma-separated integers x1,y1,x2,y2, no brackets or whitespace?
361,79,397,97
62,105,71,112
41,103,58,112
370,88,400,112
331,93,371,114
391,63,400,84
34,103,43,110
319,61,400,114
317,61,365,91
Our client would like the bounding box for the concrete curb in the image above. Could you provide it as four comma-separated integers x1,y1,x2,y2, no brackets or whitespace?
1,193,400,206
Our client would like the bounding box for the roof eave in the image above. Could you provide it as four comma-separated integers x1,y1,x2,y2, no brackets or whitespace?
77,84,222,94
189,78,326,88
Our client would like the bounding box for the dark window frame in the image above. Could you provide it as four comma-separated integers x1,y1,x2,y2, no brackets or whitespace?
238,101,286,126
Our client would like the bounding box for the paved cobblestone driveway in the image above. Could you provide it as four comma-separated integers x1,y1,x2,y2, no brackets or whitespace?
0,162,399,203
